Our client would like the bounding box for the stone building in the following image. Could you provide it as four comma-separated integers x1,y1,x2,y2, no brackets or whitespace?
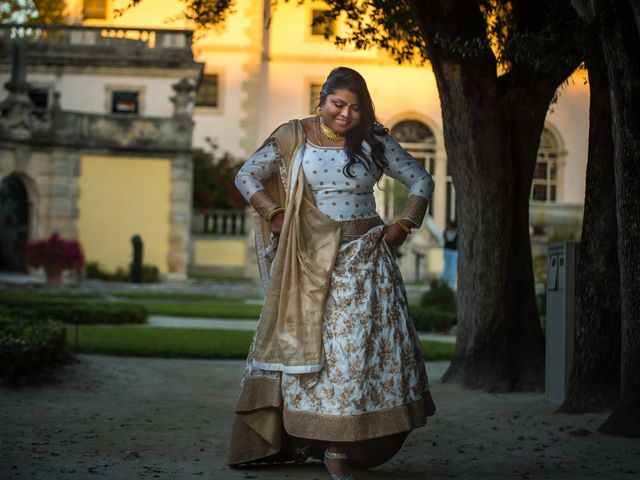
0,24,201,280
0,0,589,281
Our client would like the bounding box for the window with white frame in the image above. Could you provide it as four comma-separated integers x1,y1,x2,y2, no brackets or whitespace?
308,82,323,115
531,128,560,202
111,91,139,114
444,160,455,223
195,74,220,108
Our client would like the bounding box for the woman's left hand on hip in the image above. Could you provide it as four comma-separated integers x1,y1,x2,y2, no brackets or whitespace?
383,224,408,247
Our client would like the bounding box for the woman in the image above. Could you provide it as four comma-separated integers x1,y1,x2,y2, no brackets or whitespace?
227,67,435,479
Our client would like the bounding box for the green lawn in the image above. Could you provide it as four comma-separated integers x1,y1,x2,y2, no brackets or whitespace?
65,326,454,361
1,293,434,325
188,274,255,283
0,291,263,320
0,292,103,303
112,292,258,303
140,302,262,319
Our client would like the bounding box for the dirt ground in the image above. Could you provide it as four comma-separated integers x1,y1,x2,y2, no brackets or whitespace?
1,355,639,480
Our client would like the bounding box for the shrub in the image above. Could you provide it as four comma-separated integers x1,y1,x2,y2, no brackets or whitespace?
85,261,160,283
420,278,457,313
410,305,457,333
192,146,244,209
140,264,160,283
0,295,148,325
0,313,69,385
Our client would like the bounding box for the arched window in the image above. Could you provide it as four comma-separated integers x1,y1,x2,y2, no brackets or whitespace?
388,120,437,219
531,128,560,202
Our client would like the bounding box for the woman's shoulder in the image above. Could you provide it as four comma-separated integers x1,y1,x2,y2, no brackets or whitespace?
372,124,394,144
373,123,390,137
266,119,305,142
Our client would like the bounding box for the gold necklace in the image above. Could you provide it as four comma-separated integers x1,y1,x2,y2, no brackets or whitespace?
319,119,345,142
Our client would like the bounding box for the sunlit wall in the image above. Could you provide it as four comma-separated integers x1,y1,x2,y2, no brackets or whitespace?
77,155,171,273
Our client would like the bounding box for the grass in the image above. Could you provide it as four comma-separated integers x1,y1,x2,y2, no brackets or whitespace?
66,326,254,358
0,291,262,320
65,326,454,361
0,292,102,303
112,292,258,303
140,302,262,319
188,274,255,283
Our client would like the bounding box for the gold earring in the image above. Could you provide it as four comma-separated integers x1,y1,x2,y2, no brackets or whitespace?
315,106,322,115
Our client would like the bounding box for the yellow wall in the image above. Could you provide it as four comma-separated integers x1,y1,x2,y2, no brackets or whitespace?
193,238,246,267
70,0,263,48
77,155,171,273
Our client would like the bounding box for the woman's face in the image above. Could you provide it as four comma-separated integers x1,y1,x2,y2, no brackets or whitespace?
320,88,361,133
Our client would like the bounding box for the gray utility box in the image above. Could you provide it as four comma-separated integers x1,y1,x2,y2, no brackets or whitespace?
545,242,580,405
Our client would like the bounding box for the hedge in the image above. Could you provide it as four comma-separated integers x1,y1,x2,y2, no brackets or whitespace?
420,278,457,313
0,295,147,325
0,312,69,385
409,304,457,333
85,261,160,283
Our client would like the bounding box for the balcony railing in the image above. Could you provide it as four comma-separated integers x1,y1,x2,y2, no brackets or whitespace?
0,23,194,62
193,209,247,236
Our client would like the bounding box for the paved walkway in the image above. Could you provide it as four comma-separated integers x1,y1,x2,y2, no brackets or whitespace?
2,355,638,480
147,315,457,343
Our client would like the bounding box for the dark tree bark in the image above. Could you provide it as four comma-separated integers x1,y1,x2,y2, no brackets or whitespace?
408,0,579,390
595,0,640,437
560,38,621,414
572,0,640,436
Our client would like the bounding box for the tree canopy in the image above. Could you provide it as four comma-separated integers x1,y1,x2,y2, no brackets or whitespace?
1,0,67,24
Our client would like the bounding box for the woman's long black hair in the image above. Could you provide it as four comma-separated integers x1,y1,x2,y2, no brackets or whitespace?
317,67,388,179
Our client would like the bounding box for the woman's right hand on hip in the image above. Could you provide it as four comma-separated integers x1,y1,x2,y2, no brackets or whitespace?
270,212,284,238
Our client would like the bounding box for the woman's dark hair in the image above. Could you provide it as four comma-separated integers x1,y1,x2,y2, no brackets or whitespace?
318,67,387,178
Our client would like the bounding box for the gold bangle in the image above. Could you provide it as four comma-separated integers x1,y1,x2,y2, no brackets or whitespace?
394,220,412,234
266,207,285,222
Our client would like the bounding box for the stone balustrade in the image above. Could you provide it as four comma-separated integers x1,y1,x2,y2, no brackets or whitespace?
192,209,247,236
0,23,194,65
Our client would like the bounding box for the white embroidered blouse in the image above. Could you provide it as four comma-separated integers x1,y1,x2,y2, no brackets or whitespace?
235,133,434,226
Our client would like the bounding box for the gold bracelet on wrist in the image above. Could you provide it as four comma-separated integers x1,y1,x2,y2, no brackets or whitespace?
266,207,285,222
394,220,412,234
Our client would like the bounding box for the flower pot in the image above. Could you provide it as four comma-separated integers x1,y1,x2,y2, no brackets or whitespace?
46,268,63,286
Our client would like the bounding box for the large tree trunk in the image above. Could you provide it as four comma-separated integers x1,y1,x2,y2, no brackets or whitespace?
436,59,517,391
560,38,621,414
411,0,575,391
503,74,561,390
440,72,560,391
595,0,640,437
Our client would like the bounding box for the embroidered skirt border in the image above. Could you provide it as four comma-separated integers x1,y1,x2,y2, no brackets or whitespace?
282,391,435,442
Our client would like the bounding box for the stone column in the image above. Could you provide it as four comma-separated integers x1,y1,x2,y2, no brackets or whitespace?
166,154,192,281
34,149,80,239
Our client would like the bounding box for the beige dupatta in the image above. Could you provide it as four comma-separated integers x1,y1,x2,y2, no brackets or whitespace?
251,120,342,373
227,120,341,465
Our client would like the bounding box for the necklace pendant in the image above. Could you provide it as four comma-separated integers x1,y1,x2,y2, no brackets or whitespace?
319,122,345,143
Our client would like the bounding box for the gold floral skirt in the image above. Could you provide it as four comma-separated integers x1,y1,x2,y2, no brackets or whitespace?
228,225,435,466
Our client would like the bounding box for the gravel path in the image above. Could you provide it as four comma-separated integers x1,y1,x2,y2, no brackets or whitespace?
1,355,639,480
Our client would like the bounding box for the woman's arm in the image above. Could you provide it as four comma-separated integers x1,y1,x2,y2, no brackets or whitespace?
380,135,435,246
235,140,285,234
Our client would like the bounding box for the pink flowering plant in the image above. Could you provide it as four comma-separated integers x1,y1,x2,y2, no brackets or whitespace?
25,232,85,273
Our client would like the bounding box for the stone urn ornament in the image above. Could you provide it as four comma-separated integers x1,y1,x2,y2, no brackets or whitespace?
25,233,85,286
